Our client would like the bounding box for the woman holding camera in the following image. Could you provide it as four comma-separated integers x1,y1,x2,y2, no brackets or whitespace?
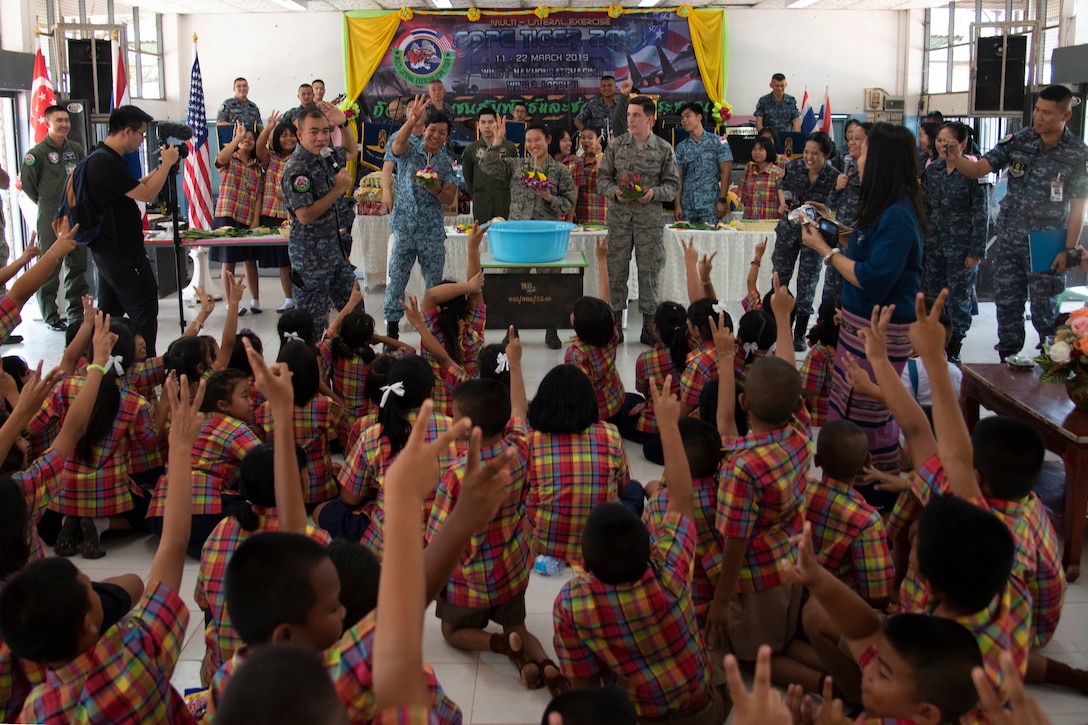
802,123,924,507
771,131,839,350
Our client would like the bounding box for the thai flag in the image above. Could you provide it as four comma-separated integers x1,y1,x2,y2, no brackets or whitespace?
799,88,817,134
817,89,832,134
183,53,213,231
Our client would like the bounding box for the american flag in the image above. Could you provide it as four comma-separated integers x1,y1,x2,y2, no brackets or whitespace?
183,52,213,230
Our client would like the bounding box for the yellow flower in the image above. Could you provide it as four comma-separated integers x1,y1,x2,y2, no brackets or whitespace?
534,5,549,19
608,4,623,18
467,6,480,21
399,7,413,20
634,184,642,192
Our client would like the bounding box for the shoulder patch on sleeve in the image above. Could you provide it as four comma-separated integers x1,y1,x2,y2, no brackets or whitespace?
218,104,225,112
23,152,35,166
292,175,311,192
999,134,1013,144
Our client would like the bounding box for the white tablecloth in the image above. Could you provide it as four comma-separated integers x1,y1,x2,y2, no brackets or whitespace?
351,213,473,291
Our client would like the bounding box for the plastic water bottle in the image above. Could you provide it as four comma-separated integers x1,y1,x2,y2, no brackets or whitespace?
534,555,563,576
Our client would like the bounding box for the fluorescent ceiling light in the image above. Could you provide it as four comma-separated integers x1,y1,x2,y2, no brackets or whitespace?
787,0,821,7
268,0,306,9
432,0,454,7
638,0,661,6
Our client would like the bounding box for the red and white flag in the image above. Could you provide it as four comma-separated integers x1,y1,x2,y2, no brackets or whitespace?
30,49,55,143
817,89,832,134
113,43,130,109
183,51,213,230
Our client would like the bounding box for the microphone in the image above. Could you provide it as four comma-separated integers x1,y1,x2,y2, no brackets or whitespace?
156,121,194,141
320,146,340,170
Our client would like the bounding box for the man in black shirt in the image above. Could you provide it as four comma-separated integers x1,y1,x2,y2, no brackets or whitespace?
83,105,179,355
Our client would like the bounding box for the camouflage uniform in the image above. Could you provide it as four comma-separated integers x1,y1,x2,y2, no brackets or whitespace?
216,98,262,127
674,130,732,224
462,138,517,222
576,95,623,139
921,158,988,346
477,150,575,221
20,137,89,325
772,158,840,319
597,133,680,316
984,127,1088,357
753,93,800,134
282,145,357,330
281,103,317,127
823,155,862,308
384,136,456,323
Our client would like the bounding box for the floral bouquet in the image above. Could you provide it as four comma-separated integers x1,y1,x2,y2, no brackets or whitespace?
618,174,645,200
414,166,439,190
520,169,552,191
1036,308,1088,382
338,97,360,122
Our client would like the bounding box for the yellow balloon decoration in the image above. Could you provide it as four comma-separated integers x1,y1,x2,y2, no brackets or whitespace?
608,4,623,18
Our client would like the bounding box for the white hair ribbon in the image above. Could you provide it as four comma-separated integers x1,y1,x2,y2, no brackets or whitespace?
711,302,726,316
282,331,303,343
105,355,125,376
742,341,760,355
495,352,509,375
379,381,405,409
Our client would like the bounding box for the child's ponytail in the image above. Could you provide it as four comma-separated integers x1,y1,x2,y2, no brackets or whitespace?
377,357,434,456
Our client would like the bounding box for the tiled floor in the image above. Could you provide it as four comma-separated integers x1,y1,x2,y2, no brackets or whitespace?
11,279,1088,723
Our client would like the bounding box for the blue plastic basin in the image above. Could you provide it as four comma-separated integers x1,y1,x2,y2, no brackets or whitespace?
487,220,577,264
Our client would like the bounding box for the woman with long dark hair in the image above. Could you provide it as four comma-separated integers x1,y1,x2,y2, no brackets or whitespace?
801,123,924,508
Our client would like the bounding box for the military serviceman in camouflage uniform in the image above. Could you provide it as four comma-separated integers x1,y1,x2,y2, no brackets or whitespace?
598,96,680,345
921,121,989,363
384,95,458,339
462,107,516,223
754,73,801,134
216,77,261,128
282,84,318,128
575,75,622,139
946,84,1088,360
822,122,870,309
282,108,357,332
673,102,733,225
20,104,88,331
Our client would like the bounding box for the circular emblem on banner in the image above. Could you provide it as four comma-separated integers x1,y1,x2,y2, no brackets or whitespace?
292,175,311,192
392,29,455,85
48,152,60,164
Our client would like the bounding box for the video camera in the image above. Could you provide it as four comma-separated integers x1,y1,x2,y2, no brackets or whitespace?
157,121,192,159
788,204,845,246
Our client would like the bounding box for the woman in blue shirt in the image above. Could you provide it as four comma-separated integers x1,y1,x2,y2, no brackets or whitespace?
802,123,924,508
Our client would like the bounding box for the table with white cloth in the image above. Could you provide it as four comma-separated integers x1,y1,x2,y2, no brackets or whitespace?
350,212,473,291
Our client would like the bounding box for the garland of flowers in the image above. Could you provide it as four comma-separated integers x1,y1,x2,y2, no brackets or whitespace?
338,97,360,122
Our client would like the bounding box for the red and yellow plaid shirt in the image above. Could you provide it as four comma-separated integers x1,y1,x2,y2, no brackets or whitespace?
632,344,684,435
799,342,835,427
146,414,262,518
421,301,486,417
804,474,893,602
195,508,331,684
738,162,783,221
347,410,380,451
426,419,531,608
13,448,65,562
318,338,373,419
525,422,629,564
30,377,156,517
565,326,624,420
0,637,47,722
19,582,195,724
554,512,713,719
207,611,462,724
261,152,289,219
679,341,717,408
338,411,463,558
214,152,262,225
255,396,351,504
0,294,22,341
643,474,723,628
710,404,812,592
128,356,166,401
373,706,437,725
574,155,609,226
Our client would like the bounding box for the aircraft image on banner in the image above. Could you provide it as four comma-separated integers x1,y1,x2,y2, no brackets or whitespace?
625,45,699,90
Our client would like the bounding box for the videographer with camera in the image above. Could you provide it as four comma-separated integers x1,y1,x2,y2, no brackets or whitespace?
801,122,923,508
76,105,179,356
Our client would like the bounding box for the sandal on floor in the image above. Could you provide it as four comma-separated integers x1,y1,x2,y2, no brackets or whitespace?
80,518,105,559
54,516,80,557
490,631,542,689
538,658,571,698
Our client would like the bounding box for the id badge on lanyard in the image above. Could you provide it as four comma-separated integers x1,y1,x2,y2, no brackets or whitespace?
1051,174,1064,203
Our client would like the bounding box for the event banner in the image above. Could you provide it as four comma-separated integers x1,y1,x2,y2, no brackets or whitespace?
361,11,708,142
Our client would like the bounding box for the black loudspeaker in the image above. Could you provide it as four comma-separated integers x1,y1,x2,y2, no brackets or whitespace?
974,35,1028,114
67,39,112,115
60,99,95,150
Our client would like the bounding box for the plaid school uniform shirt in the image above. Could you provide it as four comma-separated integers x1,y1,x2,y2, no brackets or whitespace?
741,290,762,314
347,409,380,451
426,419,531,608
804,474,893,602
317,338,371,419
214,152,262,225
255,395,351,503
0,638,48,722
128,356,167,401
526,422,629,563
422,301,486,417
643,474,723,628
0,294,22,341
195,508,331,685
554,512,713,719
574,155,609,225
30,377,156,517
565,326,624,420
14,448,65,562
261,152,289,219
374,706,438,725
207,611,462,724
632,344,683,435
738,162,784,221
679,341,718,408
146,414,263,518
708,404,812,592
19,582,195,725
799,342,835,427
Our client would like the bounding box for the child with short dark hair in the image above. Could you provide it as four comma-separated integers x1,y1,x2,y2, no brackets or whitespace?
553,376,728,722
800,296,839,427
629,301,687,455
679,298,729,419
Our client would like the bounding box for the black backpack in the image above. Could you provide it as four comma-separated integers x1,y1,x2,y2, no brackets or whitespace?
53,147,112,246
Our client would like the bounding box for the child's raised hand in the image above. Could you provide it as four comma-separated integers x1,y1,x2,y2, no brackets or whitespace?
0,371,19,402
455,428,515,533
680,237,698,268
50,219,78,258
754,237,767,261
973,652,1050,725
711,312,735,360
467,270,485,295
401,296,425,330
165,373,207,449
244,338,293,406
81,294,97,322
909,289,949,362
91,311,117,366
596,235,609,259
783,521,824,589
347,278,365,310
504,326,521,366
858,304,893,362
770,272,795,319
811,677,850,725
785,684,812,725
648,374,680,429
842,354,879,398
225,271,246,307
386,400,474,505
724,647,792,725
864,465,909,493
12,362,62,417
467,220,488,247
697,251,717,284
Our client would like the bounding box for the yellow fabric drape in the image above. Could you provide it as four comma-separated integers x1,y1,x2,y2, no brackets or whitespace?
343,11,401,106
687,8,727,106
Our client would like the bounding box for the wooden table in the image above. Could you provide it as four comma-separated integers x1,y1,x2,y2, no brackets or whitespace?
960,363,1088,581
